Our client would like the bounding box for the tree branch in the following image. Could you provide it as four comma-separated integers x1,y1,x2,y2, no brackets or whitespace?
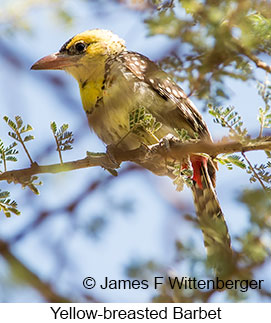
244,51,271,74
0,240,71,302
236,40,271,74
0,137,270,183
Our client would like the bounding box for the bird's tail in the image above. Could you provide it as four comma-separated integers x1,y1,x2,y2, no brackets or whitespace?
190,155,233,277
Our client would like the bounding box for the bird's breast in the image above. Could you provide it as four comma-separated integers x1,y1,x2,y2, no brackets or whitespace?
87,78,159,149
80,79,104,113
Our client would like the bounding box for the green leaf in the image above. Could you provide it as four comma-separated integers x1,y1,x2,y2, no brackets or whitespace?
216,154,246,170
15,116,23,129
28,184,40,195
21,124,33,133
6,156,17,162
20,175,42,195
227,155,246,169
60,124,69,133
50,121,57,134
8,207,21,215
0,190,20,217
129,107,162,137
7,132,19,141
0,191,9,199
5,142,18,152
24,135,35,142
209,105,248,140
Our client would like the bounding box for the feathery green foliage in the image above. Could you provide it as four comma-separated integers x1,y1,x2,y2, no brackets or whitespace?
208,105,248,140
0,189,20,217
209,104,271,189
50,122,74,164
247,162,271,190
174,128,199,142
20,175,42,195
129,107,162,140
3,115,34,164
257,80,271,138
216,154,246,171
146,1,271,106
50,122,74,151
0,139,18,172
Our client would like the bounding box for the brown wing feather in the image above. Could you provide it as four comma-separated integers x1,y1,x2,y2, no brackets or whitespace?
117,51,211,140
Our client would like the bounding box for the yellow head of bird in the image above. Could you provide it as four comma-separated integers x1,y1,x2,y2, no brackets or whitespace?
31,29,126,73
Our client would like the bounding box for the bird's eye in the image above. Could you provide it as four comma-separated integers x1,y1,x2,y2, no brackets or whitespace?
75,42,86,53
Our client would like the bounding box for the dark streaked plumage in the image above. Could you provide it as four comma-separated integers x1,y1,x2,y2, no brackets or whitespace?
31,29,233,275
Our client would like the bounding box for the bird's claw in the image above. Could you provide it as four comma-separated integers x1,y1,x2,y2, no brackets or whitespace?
86,149,119,176
106,144,121,170
159,134,179,151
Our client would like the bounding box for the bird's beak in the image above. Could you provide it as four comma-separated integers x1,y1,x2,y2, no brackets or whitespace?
31,52,77,70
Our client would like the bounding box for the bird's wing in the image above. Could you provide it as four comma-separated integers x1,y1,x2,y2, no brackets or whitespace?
114,51,212,140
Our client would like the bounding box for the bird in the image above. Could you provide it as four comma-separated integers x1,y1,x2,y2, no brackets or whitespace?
31,29,233,275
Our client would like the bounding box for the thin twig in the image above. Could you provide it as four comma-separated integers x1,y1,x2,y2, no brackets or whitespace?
241,48,271,74
15,129,34,164
53,132,63,164
2,152,7,172
242,152,268,192
0,239,72,302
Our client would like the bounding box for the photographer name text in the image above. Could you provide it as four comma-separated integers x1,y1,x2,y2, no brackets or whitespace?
82,276,264,293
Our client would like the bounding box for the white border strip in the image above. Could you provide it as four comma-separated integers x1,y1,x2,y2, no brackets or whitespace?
0,303,269,322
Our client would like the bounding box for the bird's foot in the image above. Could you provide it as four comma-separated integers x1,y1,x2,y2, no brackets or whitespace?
158,134,179,152
86,148,119,176
105,145,121,176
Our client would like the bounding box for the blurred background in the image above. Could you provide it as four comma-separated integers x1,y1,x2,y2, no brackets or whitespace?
0,0,271,302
